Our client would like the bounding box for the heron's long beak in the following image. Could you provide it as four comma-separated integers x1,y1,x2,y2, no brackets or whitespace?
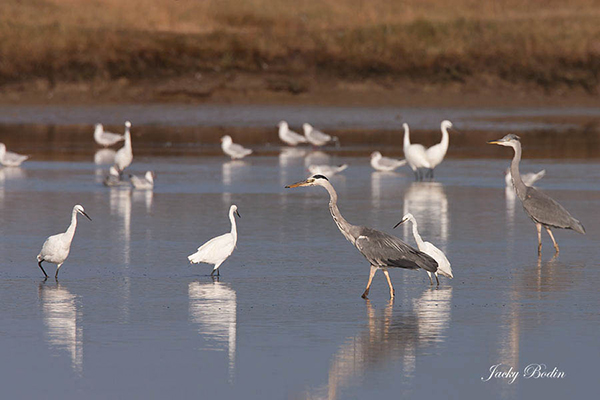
80,211,92,221
285,179,311,188
487,139,503,145
393,218,408,229
235,209,241,218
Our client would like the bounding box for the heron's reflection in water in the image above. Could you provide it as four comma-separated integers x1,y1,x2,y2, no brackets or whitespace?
403,182,449,251
222,160,247,186
311,288,453,400
188,280,237,383
39,282,83,374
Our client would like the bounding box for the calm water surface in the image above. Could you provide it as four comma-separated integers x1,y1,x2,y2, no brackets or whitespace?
0,120,599,399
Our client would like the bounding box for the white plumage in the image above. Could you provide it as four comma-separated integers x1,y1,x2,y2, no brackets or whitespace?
505,168,546,188
114,121,133,172
188,205,240,276
278,121,308,146
37,205,92,279
425,120,453,173
307,164,348,177
370,151,406,172
402,123,431,180
221,135,252,160
130,171,155,190
0,143,29,167
395,213,453,284
93,123,125,147
303,123,339,147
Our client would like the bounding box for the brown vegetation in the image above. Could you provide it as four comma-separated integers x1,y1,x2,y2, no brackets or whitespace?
1,0,600,97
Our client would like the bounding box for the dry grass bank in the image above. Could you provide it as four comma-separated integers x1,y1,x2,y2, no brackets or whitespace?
1,0,600,96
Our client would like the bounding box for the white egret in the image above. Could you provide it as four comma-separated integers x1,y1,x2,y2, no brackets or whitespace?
188,205,241,276
402,123,431,181
114,121,133,173
130,171,155,190
278,121,308,146
307,164,348,177
303,123,339,147
0,143,29,167
425,120,453,178
370,151,406,172
93,123,125,147
394,213,453,285
37,205,92,279
221,135,252,160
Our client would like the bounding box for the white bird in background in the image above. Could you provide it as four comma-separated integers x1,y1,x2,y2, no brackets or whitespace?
425,120,453,178
402,123,431,181
303,123,339,147
114,121,133,173
0,143,29,167
278,121,308,146
308,164,348,177
188,205,241,276
130,171,155,190
103,166,128,187
37,205,92,279
394,213,453,285
93,123,125,147
370,151,407,172
221,135,253,160
505,168,546,188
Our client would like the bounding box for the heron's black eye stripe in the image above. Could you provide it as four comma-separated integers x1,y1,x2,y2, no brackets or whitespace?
312,174,329,181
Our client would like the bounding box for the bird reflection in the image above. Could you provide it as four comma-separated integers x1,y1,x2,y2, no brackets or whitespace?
370,171,400,209
304,151,330,167
188,280,237,383
403,182,449,250
0,167,27,202
310,288,452,400
94,148,116,165
222,160,247,186
110,187,131,264
279,148,307,186
39,282,83,374
132,189,153,213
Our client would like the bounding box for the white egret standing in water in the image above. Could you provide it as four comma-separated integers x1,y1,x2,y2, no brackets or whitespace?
114,121,133,173
425,120,453,178
402,123,431,181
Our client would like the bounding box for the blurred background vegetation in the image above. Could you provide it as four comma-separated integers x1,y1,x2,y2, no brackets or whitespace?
1,0,600,96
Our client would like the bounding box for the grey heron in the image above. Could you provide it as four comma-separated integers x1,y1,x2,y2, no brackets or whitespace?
488,134,585,254
285,175,438,299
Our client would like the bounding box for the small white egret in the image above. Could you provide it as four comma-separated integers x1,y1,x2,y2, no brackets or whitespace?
308,164,348,177
370,151,406,172
130,171,155,190
114,121,133,173
0,143,29,167
188,205,241,276
402,123,431,181
278,121,308,146
394,213,453,285
37,205,92,279
221,136,252,160
93,123,125,147
505,168,546,188
425,120,453,178
303,123,339,147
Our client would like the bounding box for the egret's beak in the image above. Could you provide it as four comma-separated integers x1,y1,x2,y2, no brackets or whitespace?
393,218,408,229
285,179,311,188
80,211,92,221
449,127,463,135
487,139,503,145
235,209,241,218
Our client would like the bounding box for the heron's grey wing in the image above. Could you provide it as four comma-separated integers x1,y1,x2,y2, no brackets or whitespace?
522,187,584,231
355,228,438,272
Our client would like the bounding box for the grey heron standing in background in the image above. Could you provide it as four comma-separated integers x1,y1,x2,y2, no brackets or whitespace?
488,134,585,254
285,175,438,299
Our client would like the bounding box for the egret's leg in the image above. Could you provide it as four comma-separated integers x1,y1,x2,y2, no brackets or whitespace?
55,263,63,279
427,271,433,285
435,273,440,287
217,268,220,277
382,269,395,299
361,265,378,299
430,168,435,179
536,223,542,255
413,170,419,181
37,260,48,278
545,227,560,254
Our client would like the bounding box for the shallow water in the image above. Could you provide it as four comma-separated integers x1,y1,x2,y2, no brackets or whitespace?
0,143,598,399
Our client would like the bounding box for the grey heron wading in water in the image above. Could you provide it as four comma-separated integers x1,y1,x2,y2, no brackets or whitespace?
488,134,585,254
285,175,438,299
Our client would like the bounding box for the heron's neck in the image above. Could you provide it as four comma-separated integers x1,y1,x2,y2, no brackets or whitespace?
403,125,411,148
322,181,357,244
409,219,425,248
510,143,528,200
65,210,78,242
229,209,237,242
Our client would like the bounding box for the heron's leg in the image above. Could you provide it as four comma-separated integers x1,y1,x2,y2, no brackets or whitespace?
435,273,440,287
38,260,48,278
55,263,62,279
427,271,433,285
361,265,378,299
536,223,542,255
545,227,559,254
382,269,395,299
